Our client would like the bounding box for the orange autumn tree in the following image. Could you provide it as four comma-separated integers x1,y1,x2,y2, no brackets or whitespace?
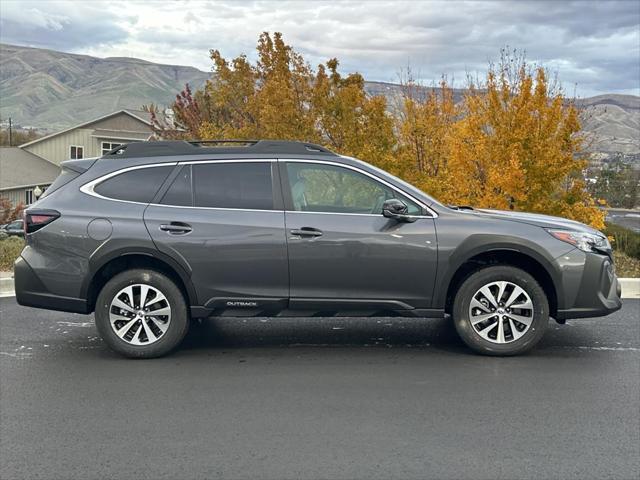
312,58,394,166
394,78,458,200
445,56,604,228
395,53,604,228
151,35,604,229
153,32,393,166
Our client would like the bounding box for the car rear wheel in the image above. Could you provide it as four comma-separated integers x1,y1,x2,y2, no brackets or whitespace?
95,269,189,358
452,266,549,356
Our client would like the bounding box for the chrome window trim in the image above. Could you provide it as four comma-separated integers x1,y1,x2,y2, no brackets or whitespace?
80,162,178,205
79,157,438,218
283,159,438,218
80,160,277,208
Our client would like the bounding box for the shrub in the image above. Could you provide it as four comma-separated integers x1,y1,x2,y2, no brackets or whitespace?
0,197,25,224
604,222,640,260
0,237,24,271
613,251,640,278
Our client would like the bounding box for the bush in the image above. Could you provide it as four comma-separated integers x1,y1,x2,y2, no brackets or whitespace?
0,237,24,271
604,222,640,260
613,251,640,278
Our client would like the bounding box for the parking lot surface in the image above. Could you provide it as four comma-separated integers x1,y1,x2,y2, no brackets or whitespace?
1,298,638,480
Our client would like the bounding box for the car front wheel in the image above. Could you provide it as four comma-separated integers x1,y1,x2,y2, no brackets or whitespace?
452,266,549,356
95,269,189,358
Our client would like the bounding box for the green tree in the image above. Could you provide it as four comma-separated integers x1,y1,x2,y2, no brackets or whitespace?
588,162,639,209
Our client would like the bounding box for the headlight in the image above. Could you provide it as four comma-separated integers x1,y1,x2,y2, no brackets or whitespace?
547,229,611,253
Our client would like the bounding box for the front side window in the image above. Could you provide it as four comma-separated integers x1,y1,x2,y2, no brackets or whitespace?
70,145,84,159
285,162,422,215
191,162,274,210
93,166,173,203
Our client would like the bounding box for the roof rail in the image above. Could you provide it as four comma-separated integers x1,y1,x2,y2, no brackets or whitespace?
103,140,337,158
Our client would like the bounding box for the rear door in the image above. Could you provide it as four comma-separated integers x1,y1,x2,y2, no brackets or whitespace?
144,160,289,310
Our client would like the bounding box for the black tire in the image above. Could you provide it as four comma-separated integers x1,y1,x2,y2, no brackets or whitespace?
452,266,549,356
95,269,189,358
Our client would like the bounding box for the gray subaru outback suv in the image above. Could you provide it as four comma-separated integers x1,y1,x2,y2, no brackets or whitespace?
15,140,622,357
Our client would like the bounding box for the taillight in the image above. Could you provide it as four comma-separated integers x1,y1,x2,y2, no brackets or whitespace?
24,209,60,234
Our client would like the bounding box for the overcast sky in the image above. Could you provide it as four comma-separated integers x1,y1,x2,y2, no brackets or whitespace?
1,0,639,97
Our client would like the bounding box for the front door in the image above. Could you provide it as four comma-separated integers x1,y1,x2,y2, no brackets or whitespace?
144,160,288,310
281,160,438,312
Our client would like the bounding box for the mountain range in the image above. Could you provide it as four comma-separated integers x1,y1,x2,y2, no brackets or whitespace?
1,43,638,163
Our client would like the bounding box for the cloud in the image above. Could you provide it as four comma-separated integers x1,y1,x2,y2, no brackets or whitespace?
1,0,638,96
0,0,131,50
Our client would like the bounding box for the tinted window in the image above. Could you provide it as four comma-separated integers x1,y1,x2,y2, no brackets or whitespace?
286,163,422,214
193,162,273,210
161,165,192,206
94,166,173,203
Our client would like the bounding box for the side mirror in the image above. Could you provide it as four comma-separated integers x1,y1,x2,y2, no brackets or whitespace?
382,198,416,222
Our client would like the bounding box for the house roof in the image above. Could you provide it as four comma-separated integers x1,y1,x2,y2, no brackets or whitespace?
0,147,60,191
19,109,153,148
123,109,153,124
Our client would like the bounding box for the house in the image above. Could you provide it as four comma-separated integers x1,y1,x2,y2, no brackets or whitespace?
0,109,155,208
0,147,60,206
19,109,154,165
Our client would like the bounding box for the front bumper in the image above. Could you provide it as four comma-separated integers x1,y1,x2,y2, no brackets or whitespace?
555,251,622,320
14,256,89,314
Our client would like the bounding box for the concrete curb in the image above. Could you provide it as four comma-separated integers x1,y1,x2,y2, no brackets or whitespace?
0,275,639,300
0,276,14,298
619,278,640,299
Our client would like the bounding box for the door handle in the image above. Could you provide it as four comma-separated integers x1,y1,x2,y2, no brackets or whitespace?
160,222,192,235
290,227,323,238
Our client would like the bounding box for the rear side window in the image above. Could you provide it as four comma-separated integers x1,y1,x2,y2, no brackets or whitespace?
192,162,273,210
94,166,173,203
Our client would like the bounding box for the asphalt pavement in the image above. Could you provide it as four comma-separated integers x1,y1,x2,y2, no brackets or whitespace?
1,298,638,480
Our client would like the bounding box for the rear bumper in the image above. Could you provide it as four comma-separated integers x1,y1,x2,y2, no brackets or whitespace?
14,256,89,314
555,253,622,320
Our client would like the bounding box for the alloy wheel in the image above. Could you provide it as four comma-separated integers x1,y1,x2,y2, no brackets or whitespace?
468,281,534,344
108,284,171,345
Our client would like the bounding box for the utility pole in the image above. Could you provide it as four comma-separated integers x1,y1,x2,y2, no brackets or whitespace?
8,117,12,146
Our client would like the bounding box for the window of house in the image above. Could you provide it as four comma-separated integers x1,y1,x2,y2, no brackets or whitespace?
192,162,274,210
94,166,173,203
70,145,84,159
25,189,34,205
102,142,122,155
285,162,422,215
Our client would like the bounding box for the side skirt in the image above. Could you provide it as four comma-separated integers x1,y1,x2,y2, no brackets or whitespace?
190,297,444,319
